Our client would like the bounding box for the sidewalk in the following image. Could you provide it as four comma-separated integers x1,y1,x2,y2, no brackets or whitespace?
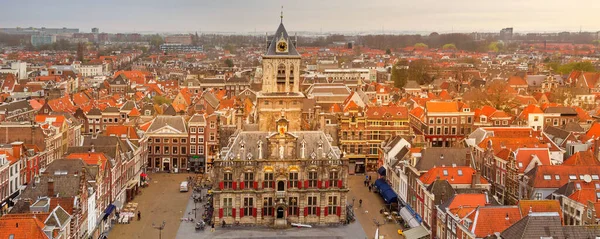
347,172,405,239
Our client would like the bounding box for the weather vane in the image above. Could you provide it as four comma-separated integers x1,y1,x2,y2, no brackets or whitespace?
280,6,284,23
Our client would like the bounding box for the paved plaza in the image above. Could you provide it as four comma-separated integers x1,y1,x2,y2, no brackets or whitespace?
109,173,192,239
347,172,406,239
107,172,403,239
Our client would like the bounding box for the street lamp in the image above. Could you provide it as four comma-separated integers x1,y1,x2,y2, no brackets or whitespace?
152,221,166,239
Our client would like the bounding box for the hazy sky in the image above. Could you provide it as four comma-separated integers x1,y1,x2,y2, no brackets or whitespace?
2,0,598,34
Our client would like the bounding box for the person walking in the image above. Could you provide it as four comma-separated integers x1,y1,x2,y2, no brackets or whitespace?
368,185,372,192
359,199,363,207
211,222,215,232
137,211,141,221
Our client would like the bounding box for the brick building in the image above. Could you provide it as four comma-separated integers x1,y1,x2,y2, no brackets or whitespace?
338,105,410,173
410,101,474,147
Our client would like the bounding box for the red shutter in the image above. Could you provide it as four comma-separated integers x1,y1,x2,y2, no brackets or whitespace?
296,207,300,216
324,207,328,216
304,180,309,188
317,207,321,216
337,206,341,216
240,182,245,190
241,207,245,217
317,180,321,189
219,208,223,218
298,181,302,189
219,182,224,190
272,207,275,216
338,180,343,188
232,208,236,217
232,181,237,190
262,181,265,189
304,207,308,217
271,182,275,188
254,181,258,189
252,208,257,217
325,181,330,188
287,181,290,188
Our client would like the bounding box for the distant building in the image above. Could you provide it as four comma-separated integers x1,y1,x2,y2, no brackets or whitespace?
165,34,193,45
159,44,203,52
30,34,56,47
0,62,27,80
0,27,78,35
500,27,513,40
92,27,99,33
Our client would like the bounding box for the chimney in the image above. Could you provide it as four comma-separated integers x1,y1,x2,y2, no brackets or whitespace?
11,142,23,159
236,108,243,131
471,171,481,188
466,150,472,167
47,178,55,197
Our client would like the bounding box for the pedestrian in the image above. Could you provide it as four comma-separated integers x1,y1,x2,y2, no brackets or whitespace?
368,185,372,192
211,222,215,232
368,175,371,181
359,199,363,207
137,211,141,221
222,220,226,228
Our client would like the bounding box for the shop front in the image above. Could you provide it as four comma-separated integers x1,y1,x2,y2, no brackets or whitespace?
189,155,205,174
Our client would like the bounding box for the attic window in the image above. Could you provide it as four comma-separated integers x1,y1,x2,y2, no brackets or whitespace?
576,183,581,189
543,175,551,180
457,170,463,176
593,175,599,180
597,192,600,199
579,175,585,180
569,175,577,180
442,170,448,176
518,162,523,168
595,183,600,189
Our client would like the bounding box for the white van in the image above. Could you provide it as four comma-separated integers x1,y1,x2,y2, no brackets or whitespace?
180,181,189,192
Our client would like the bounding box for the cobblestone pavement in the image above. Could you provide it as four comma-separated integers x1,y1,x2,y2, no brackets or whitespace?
109,173,193,239
175,185,368,239
347,172,405,239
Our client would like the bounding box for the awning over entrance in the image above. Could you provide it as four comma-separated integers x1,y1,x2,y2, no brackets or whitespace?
403,225,430,239
102,204,116,220
381,189,398,203
377,166,386,176
374,179,398,203
400,206,421,228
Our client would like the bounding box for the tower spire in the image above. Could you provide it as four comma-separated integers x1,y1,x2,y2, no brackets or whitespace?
280,6,283,23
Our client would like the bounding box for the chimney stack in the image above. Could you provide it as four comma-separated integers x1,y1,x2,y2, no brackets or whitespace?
11,142,23,159
466,150,472,167
471,171,481,188
47,178,55,197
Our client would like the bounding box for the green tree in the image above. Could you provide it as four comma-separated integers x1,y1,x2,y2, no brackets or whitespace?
153,96,171,105
391,60,409,88
76,43,85,62
224,58,234,67
556,61,596,74
488,41,504,53
442,43,457,50
148,34,164,48
385,49,391,55
414,43,428,49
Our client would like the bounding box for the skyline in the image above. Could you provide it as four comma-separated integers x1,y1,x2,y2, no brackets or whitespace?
1,0,600,34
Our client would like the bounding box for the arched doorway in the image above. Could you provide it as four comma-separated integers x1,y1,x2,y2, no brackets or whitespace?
277,181,285,191
276,207,284,218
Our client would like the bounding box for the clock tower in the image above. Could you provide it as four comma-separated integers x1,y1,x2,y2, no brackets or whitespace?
257,16,304,132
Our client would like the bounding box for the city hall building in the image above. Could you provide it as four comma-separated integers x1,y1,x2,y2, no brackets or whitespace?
211,18,349,227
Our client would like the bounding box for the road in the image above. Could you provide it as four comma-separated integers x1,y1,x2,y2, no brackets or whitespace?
109,173,192,239
347,172,405,239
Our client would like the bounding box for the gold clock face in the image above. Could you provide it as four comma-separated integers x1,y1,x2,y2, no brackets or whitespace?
277,41,288,52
